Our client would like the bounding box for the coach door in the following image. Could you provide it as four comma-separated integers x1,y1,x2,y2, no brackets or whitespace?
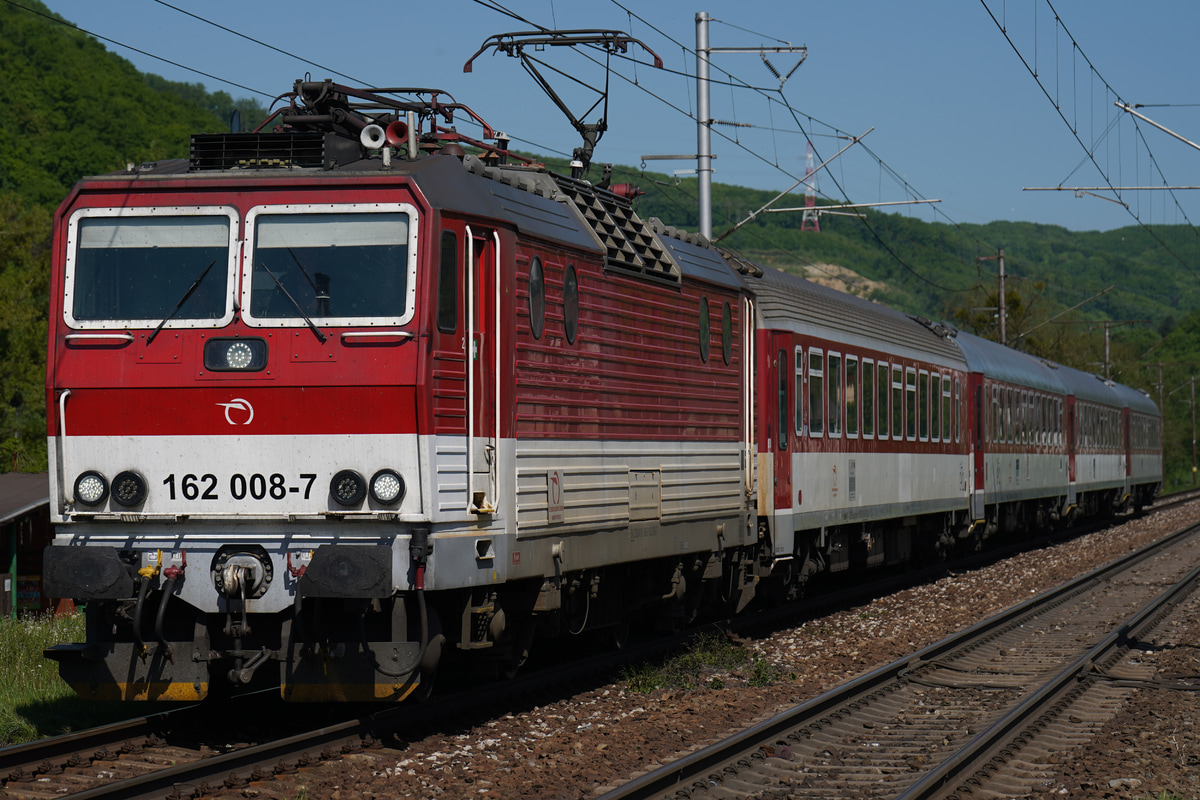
970,374,986,520
466,225,499,514
771,333,793,513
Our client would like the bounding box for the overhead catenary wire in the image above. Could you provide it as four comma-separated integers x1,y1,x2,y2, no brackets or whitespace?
979,0,1200,281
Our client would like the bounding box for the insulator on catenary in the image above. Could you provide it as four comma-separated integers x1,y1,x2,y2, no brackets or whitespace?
761,52,781,80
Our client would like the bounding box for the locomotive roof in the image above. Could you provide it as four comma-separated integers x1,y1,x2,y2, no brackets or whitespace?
747,265,967,367
950,330,1065,395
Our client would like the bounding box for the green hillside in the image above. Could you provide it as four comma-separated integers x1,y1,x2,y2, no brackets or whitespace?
2,0,1200,490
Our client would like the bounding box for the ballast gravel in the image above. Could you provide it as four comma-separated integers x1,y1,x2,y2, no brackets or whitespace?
253,501,1200,800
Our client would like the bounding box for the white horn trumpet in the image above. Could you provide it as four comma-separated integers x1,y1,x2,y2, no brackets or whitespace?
360,124,386,150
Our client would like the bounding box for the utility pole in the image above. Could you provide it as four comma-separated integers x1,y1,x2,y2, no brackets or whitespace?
1158,362,1164,412
696,12,713,240
694,12,806,240
998,249,1006,347
975,249,1007,346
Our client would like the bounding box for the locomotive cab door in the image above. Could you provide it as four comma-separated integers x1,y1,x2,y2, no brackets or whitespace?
466,225,499,514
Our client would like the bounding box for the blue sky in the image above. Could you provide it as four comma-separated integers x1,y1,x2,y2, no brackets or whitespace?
37,0,1200,234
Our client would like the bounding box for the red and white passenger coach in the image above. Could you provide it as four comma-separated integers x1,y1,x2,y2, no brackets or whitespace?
42,81,1162,702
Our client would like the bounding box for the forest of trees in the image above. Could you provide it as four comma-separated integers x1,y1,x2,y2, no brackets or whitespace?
4,0,1200,489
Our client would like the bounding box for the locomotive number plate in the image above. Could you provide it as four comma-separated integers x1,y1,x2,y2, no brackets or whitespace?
161,472,318,501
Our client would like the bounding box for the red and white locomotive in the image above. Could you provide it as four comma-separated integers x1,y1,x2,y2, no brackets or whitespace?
43,80,1162,702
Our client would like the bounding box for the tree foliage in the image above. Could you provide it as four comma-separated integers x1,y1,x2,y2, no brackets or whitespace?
0,1,264,472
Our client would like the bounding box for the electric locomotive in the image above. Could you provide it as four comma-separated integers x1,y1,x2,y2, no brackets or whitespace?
43,81,758,701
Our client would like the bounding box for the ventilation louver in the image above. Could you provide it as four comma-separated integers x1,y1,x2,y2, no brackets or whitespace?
553,176,680,286
189,132,359,171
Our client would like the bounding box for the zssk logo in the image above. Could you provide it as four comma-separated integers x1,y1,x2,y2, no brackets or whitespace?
217,398,254,425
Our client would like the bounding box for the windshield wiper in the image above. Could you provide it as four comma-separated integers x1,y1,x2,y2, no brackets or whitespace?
258,262,328,344
146,259,217,345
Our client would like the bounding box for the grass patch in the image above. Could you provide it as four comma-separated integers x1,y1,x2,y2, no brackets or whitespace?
623,631,784,693
0,611,134,745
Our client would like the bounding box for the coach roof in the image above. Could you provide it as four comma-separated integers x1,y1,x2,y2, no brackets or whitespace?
747,265,966,366
951,330,1065,395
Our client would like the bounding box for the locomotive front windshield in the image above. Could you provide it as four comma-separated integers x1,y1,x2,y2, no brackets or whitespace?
247,211,412,323
70,215,231,323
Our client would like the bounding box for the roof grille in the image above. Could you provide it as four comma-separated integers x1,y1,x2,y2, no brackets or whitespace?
554,177,680,285
189,132,351,171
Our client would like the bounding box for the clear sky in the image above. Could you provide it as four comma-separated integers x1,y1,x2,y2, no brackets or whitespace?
35,0,1200,234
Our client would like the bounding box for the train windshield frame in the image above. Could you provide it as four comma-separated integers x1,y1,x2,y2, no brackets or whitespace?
241,203,419,329
63,206,238,330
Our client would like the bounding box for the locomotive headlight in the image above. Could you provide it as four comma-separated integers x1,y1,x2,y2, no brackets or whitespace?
73,471,109,506
369,469,405,505
330,469,366,506
111,471,148,507
225,341,254,369
203,338,267,372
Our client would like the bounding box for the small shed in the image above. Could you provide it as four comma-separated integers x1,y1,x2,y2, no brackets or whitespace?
0,473,53,618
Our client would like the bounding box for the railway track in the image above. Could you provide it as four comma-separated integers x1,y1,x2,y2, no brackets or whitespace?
5,495,1194,800
598,516,1200,800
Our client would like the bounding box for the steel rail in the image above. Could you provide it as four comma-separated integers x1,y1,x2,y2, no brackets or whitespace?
898,555,1200,800
597,520,1200,800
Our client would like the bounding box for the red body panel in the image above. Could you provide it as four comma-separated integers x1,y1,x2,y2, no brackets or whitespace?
512,247,743,442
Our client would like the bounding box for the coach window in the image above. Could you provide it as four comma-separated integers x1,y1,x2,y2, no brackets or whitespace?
778,349,789,450
1041,396,1049,445
721,302,733,365
1018,391,1026,444
564,264,579,345
809,350,824,436
1028,393,1034,444
1056,399,1063,446
932,374,942,442
828,353,842,436
846,357,859,437
931,374,941,442
918,370,930,441
526,255,544,339
794,347,804,438
1033,394,1039,445
942,376,952,442
846,357,858,437
698,296,711,362
906,368,917,440
954,378,961,443
892,365,904,440
1008,388,1016,444
862,359,875,438
991,386,999,444
878,362,890,439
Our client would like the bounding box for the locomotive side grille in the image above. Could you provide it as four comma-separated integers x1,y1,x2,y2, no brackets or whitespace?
190,132,338,171
555,178,681,286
